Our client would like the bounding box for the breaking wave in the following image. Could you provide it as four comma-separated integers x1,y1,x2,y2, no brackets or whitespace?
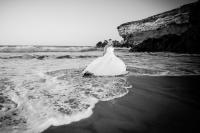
0,46,97,53
0,54,100,60
0,69,130,133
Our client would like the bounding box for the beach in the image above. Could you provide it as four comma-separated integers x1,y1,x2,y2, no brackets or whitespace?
43,75,200,133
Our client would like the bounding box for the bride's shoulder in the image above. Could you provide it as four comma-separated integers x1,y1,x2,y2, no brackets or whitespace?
104,45,114,51
106,45,113,48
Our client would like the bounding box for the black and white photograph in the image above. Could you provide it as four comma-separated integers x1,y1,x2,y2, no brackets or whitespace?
0,0,200,133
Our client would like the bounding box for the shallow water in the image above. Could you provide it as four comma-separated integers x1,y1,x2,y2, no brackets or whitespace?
0,48,200,133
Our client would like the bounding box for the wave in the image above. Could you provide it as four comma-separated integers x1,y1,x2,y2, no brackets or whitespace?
127,66,200,76
0,55,50,60
56,55,72,59
0,54,99,60
127,67,170,76
0,69,130,133
0,46,97,53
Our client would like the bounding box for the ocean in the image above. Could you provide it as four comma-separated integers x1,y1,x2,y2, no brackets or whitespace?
0,46,200,133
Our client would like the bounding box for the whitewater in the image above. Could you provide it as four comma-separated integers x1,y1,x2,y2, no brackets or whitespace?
0,46,200,133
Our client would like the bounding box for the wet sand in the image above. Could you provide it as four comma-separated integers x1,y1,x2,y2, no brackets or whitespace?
43,75,200,133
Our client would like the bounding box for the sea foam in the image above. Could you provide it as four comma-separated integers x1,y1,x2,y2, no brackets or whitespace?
0,69,129,133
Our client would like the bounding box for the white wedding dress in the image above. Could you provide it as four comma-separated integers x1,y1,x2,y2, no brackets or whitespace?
83,46,128,76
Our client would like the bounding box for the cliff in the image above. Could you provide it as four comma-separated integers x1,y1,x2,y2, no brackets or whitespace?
117,1,200,53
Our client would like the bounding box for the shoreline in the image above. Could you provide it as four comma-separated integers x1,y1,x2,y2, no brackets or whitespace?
43,75,200,133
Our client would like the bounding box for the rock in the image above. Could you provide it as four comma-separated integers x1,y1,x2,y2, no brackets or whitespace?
117,1,200,53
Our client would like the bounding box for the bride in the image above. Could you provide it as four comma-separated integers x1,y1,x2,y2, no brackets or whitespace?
82,40,128,76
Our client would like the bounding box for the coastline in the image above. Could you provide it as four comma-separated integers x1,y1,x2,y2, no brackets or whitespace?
43,75,200,133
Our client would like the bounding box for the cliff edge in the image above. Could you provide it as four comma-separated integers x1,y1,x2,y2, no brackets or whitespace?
117,1,200,53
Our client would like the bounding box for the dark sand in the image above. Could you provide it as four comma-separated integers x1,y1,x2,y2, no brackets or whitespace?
43,75,200,133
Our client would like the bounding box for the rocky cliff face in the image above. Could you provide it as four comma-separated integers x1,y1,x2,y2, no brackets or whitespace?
117,1,200,53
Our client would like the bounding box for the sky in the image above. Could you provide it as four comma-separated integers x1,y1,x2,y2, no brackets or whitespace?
0,0,197,46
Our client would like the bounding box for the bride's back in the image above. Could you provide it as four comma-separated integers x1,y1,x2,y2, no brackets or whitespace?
105,46,114,54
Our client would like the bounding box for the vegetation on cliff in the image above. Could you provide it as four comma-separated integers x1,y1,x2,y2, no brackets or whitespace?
96,40,130,48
